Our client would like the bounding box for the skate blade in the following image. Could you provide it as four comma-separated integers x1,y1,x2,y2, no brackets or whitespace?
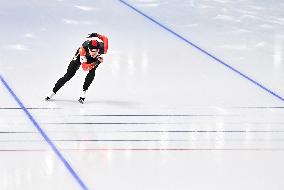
78,99,84,104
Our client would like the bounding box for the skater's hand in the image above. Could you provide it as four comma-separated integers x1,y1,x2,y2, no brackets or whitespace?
82,62,95,71
89,63,95,70
97,56,103,63
82,63,89,71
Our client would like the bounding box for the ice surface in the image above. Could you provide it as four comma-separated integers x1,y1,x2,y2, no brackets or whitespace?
1,0,284,190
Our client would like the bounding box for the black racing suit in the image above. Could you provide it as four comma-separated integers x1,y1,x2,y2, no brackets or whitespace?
52,38,107,93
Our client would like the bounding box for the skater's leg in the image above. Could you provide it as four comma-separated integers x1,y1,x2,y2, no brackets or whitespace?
53,60,80,93
78,66,96,104
83,67,96,91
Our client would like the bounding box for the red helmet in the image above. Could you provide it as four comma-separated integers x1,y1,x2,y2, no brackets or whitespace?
89,40,100,49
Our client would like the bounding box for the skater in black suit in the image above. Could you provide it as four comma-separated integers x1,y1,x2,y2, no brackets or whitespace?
45,33,108,104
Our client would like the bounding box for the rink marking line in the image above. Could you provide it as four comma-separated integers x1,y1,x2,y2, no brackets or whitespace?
72,114,237,117
118,0,284,103
41,122,284,125
2,138,284,142
3,107,284,109
0,75,89,190
4,107,284,109
0,148,283,151
43,122,229,125
0,108,61,109
2,130,284,133
2,107,284,110
0,131,37,133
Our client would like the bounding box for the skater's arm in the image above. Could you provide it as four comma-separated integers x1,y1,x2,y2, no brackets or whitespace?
79,46,92,71
97,34,108,54
79,46,88,64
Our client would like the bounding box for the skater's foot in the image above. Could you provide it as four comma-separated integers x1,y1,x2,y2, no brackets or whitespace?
78,97,85,104
78,90,87,104
45,92,55,101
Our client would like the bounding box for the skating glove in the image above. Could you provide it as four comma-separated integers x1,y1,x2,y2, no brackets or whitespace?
82,62,95,71
97,56,103,63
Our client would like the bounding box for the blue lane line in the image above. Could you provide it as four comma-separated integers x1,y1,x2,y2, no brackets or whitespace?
118,0,284,103
0,75,89,190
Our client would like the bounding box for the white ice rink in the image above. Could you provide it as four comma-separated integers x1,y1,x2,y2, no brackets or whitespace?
1,0,284,189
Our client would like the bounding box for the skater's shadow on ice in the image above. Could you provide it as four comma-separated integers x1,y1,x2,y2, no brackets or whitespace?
89,100,138,107
52,99,139,107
